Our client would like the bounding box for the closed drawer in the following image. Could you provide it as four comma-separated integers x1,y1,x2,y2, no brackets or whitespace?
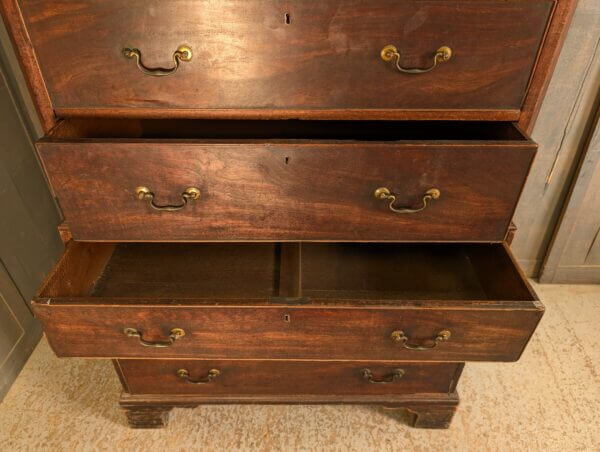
33,241,543,362
20,0,551,118
117,360,463,396
38,119,536,242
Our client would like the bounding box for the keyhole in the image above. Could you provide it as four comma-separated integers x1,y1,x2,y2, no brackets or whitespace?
284,13,291,24
284,156,290,165
283,314,291,322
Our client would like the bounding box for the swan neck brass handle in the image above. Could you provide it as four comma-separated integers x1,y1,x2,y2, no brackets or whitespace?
177,368,221,384
136,186,201,212
390,330,451,350
381,45,452,74
123,327,185,348
123,45,192,77
362,368,405,384
374,187,440,214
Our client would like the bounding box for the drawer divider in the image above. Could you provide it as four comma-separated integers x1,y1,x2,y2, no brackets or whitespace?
275,243,302,300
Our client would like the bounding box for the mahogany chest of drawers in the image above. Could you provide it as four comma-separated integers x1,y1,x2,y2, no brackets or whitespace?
1,0,576,429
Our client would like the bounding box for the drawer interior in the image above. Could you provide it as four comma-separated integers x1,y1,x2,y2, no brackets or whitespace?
39,242,535,304
46,119,529,142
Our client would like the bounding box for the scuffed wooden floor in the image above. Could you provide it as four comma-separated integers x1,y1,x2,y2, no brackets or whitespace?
0,281,598,451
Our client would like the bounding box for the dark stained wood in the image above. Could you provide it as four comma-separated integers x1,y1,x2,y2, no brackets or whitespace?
46,118,530,140
2,1,577,125
91,243,279,299
122,405,171,429
277,243,302,300
113,359,130,393
19,0,551,116
400,399,458,429
54,108,521,122
36,121,536,242
118,392,460,429
118,359,462,396
37,242,536,302
0,0,55,132
505,222,518,246
465,242,537,303
299,243,531,301
0,0,578,128
119,391,461,406
32,242,542,362
37,242,114,298
32,303,543,361
56,222,72,245
3,0,578,431
518,0,579,133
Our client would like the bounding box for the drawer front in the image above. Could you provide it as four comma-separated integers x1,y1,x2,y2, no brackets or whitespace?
117,360,463,396
21,0,551,116
37,141,535,241
33,303,542,362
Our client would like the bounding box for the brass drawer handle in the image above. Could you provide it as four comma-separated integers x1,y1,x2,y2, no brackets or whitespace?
135,186,201,212
362,368,405,384
381,44,452,74
390,329,451,350
123,45,192,77
374,187,440,214
123,327,185,348
177,368,221,384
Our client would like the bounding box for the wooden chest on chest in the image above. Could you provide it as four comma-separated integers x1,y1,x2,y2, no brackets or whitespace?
1,0,577,429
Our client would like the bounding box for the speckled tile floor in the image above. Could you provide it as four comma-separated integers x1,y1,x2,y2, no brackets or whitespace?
0,282,599,451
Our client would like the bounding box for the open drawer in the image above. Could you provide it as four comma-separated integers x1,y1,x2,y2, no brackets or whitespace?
33,241,543,362
37,119,536,242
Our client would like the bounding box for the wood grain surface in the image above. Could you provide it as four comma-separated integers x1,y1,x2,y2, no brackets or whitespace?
32,242,542,362
30,303,544,361
118,392,460,429
118,359,463,396
37,123,536,242
19,0,551,116
0,0,55,131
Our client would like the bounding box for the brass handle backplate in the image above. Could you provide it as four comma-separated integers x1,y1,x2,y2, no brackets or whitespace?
390,329,451,350
374,187,440,214
381,44,452,74
177,368,221,384
123,45,192,77
123,327,185,348
363,368,405,384
135,186,201,211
